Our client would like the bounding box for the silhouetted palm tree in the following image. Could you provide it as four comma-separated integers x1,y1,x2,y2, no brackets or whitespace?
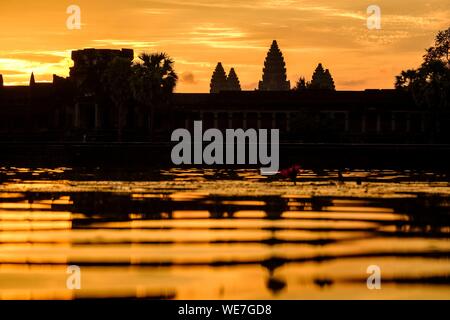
131,52,178,139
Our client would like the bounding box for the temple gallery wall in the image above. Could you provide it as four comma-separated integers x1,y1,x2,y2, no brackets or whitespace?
0,41,449,143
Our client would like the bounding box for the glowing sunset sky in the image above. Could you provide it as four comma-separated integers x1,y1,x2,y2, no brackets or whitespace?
0,0,448,92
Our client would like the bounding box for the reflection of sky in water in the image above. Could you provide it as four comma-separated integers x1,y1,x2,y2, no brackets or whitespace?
0,167,449,299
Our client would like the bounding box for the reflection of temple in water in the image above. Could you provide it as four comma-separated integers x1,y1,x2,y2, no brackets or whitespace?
1,175,449,298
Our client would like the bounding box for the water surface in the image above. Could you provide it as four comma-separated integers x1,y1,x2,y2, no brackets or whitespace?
0,167,449,299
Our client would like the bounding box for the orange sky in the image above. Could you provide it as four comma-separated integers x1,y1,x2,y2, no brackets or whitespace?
0,0,448,92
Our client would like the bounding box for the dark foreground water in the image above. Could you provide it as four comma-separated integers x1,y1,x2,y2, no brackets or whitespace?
0,167,449,299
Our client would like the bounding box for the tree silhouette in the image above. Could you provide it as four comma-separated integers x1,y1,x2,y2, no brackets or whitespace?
396,27,450,109
424,28,450,65
131,52,178,139
293,76,309,91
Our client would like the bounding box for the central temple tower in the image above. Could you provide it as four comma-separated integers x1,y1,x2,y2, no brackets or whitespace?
258,40,290,91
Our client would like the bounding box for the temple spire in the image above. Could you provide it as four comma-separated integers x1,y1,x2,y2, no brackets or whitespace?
258,40,290,91
210,62,228,93
30,72,35,86
310,63,335,90
227,68,241,91
324,69,335,90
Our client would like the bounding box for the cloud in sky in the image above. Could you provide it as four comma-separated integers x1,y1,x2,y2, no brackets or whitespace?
180,72,197,84
0,0,448,91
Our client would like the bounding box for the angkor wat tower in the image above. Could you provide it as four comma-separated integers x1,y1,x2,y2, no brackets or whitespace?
227,68,241,91
310,63,335,90
210,62,228,93
258,40,290,91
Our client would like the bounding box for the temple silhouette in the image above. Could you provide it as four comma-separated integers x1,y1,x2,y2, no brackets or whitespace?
0,40,449,145
210,62,228,93
210,63,242,93
310,63,335,90
227,68,241,91
259,40,290,91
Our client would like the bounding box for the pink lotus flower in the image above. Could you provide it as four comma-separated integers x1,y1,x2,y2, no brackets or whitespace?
279,164,302,184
